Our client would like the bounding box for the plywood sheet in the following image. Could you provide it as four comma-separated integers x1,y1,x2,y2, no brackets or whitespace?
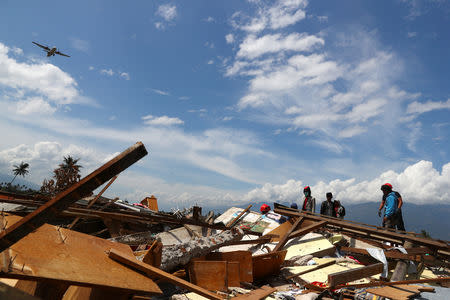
252,250,287,279
0,215,161,294
284,234,334,260
205,251,253,283
367,286,416,300
285,258,377,284
188,261,227,292
227,262,240,287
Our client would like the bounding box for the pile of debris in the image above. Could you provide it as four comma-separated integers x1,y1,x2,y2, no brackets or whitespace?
0,142,448,300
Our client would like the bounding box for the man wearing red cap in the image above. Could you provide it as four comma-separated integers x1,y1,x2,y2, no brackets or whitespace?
378,183,405,230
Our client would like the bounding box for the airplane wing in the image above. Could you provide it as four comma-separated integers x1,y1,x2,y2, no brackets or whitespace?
55,51,70,57
32,41,50,51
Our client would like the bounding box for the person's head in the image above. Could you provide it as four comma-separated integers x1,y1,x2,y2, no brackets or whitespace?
260,203,270,214
380,183,392,195
326,192,333,201
303,186,311,197
334,200,341,207
290,203,298,209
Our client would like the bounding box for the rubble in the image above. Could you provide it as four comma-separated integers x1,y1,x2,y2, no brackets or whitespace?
0,142,448,299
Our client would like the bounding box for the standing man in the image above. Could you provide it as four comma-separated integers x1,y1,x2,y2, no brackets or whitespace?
378,183,406,231
301,186,316,213
320,192,335,217
380,183,398,229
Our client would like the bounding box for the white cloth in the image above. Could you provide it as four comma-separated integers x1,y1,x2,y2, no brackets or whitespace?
366,248,388,278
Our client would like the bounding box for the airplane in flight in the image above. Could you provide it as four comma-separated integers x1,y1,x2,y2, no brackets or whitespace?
32,41,70,57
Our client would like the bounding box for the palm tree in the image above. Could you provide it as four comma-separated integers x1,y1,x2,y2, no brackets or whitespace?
10,162,30,184
60,156,81,173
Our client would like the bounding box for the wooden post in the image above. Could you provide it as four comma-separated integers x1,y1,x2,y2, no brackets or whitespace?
226,205,252,227
68,175,119,230
108,249,223,300
328,263,384,287
272,217,303,252
0,142,147,252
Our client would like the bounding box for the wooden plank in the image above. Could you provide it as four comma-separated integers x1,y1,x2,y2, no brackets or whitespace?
226,205,252,227
188,261,227,292
0,214,162,295
335,277,450,289
205,251,253,283
367,286,416,300
340,246,423,262
252,250,287,279
286,260,336,279
328,262,384,287
142,241,163,267
68,175,118,230
0,142,147,252
274,207,450,251
108,248,223,300
273,217,303,252
289,220,327,239
232,285,276,300
263,218,317,242
227,262,240,287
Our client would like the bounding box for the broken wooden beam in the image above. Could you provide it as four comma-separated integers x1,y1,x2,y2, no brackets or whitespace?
108,248,223,300
274,207,450,252
286,260,336,279
335,276,450,289
272,217,303,252
288,220,327,239
232,285,276,300
68,175,119,230
340,246,425,262
226,205,252,227
0,142,147,252
327,262,384,287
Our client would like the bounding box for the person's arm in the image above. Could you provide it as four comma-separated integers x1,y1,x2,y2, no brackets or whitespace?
397,196,403,209
378,199,385,211
312,197,316,213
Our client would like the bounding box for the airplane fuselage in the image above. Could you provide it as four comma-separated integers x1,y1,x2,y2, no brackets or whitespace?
46,47,57,57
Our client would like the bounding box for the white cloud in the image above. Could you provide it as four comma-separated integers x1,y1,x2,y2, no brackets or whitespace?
406,99,450,115
88,66,95,71
150,88,170,96
16,97,56,115
243,160,450,205
231,0,307,33
237,33,324,59
223,116,233,121
120,72,130,80
207,60,214,65
142,115,184,126
407,32,417,38
11,47,23,55
70,37,89,53
155,22,164,30
0,141,113,183
205,42,215,49
179,96,190,100
225,34,235,44
205,16,215,23
0,42,81,105
156,4,177,21
100,69,114,76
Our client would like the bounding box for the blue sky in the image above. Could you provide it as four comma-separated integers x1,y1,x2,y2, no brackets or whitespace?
1,0,449,210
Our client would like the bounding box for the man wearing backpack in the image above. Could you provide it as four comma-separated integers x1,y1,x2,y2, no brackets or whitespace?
380,183,398,229
378,183,406,231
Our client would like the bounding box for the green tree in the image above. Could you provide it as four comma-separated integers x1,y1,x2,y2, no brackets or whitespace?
10,162,29,184
40,156,82,196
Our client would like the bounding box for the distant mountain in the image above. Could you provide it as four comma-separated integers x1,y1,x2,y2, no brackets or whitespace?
0,173,40,190
200,201,450,241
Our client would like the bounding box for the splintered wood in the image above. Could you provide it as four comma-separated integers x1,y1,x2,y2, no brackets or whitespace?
0,142,148,252
0,214,161,295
